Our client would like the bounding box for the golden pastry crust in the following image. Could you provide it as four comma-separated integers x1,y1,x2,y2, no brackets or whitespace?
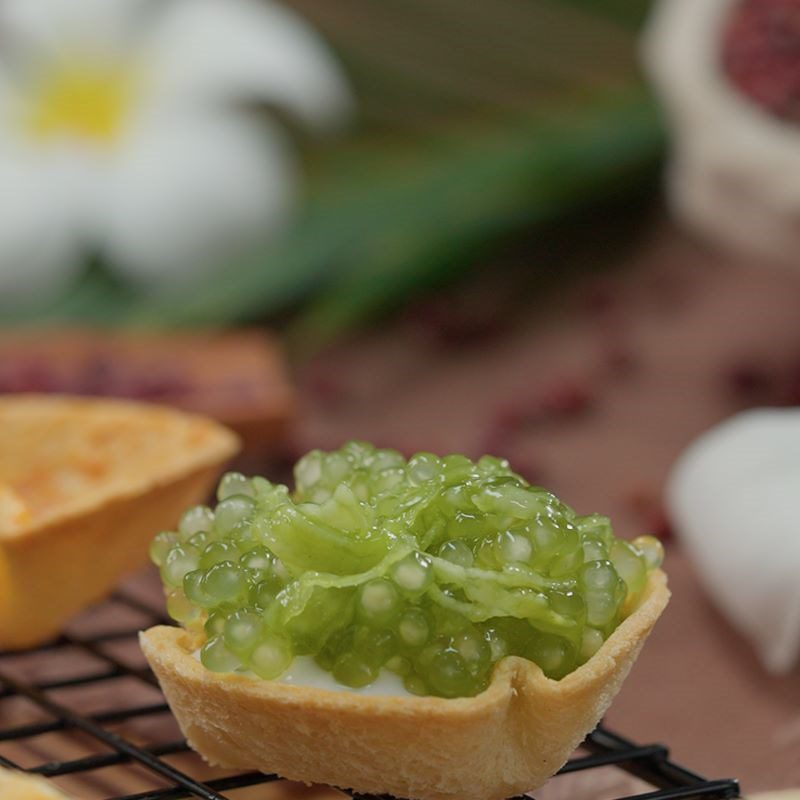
0,768,74,799
0,395,239,650
141,570,669,800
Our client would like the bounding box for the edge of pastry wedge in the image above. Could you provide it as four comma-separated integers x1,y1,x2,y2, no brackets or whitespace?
0,395,239,650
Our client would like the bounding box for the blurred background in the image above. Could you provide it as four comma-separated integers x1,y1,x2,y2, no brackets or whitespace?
1,0,799,796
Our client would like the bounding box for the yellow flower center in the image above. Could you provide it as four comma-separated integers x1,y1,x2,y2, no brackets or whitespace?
23,60,135,143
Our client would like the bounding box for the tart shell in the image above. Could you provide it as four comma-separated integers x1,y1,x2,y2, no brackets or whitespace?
0,395,239,650
141,569,669,800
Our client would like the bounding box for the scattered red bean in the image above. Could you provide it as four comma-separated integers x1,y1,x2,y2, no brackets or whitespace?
578,281,617,317
304,360,350,410
722,0,800,123
481,379,595,460
538,380,593,418
605,344,639,377
626,489,673,541
726,362,775,400
0,355,189,400
0,361,55,393
406,297,506,349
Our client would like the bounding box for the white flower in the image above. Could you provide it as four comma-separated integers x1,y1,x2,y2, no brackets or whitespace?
0,0,353,302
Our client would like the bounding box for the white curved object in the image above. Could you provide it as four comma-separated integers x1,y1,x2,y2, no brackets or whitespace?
667,409,800,673
643,0,800,267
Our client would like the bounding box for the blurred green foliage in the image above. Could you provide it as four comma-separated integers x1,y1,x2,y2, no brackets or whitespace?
2,0,662,343
561,0,652,28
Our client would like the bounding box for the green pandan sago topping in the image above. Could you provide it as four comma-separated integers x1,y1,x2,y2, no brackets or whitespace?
150,442,663,698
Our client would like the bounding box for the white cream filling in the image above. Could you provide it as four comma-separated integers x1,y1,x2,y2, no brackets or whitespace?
192,649,411,696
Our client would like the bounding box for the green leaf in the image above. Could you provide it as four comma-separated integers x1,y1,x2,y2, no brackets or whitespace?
558,0,654,29
289,87,663,350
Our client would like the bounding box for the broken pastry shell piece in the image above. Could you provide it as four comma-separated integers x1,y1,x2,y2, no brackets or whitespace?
141,570,668,800
0,395,239,650
0,767,75,799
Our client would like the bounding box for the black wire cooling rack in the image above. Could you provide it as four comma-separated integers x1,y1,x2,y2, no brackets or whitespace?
0,588,740,800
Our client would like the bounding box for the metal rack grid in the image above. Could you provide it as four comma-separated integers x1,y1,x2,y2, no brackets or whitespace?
0,590,741,800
